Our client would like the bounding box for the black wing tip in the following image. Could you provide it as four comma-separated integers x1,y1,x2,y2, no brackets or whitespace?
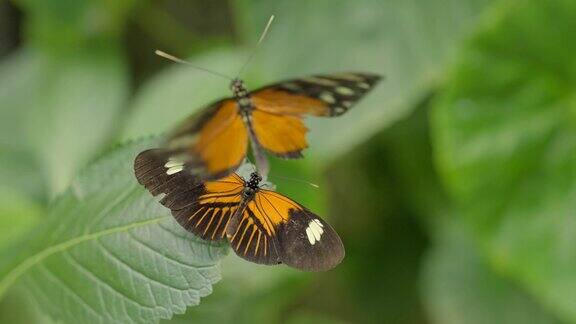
278,209,345,272
371,74,384,83
356,72,384,86
134,149,168,182
134,148,170,163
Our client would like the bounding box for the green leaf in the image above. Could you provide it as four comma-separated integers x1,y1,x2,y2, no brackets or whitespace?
0,47,129,196
0,288,55,324
15,0,136,51
0,138,228,323
234,0,493,160
0,50,49,200
422,226,559,324
13,46,129,195
323,105,435,323
171,256,306,323
432,0,576,321
0,148,46,202
0,50,45,153
0,189,42,251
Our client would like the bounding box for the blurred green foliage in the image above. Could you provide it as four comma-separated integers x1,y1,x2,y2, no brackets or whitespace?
433,0,576,321
0,0,574,323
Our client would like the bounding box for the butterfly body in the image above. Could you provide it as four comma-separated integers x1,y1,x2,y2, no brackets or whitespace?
135,149,344,271
231,78,253,114
165,73,382,180
225,172,261,239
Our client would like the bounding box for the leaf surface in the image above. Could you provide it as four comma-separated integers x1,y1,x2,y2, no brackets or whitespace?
0,139,228,323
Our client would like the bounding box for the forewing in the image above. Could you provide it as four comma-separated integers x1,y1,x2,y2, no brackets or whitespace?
134,149,245,240
167,98,248,179
229,189,344,271
251,72,382,117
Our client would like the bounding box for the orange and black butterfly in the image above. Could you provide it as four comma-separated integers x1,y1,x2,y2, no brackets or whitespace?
163,72,381,179
134,149,344,271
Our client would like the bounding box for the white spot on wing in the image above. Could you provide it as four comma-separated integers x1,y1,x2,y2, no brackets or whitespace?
306,227,315,245
319,92,336,104
164,160,184,168
335,87,355,96
332,73,364,81
358,82,370,89
166,166,184,175
165,158,185,175
333,106,346,115
306,219,325,245
302,76,338,86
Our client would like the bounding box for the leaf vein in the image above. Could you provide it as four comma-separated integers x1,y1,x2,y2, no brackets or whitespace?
62,249,158,311
127,230,218,270
96,238,191,293
0,215,169,296
37,263,102,320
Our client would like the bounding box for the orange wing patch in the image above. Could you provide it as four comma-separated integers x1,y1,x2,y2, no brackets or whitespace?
167,99,248,179
194,100,248,176
225,189,300,265
166,173,245,241
225,198,285,265
251,190,298,235
251,109,308,158
252,88,330,116
201,173,245,200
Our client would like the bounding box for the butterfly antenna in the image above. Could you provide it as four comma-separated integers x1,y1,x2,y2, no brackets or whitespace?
155,50,234,81
236,14,275,78
270,174,320,189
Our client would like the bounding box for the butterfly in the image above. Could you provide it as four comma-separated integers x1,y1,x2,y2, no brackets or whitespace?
163,72,382,180
134,149,345,271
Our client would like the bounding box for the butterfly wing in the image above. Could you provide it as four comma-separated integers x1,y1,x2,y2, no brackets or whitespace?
225,199,283,266
249,72,381,157
135,150,344,270
250,111,308,158
167,98,248,179
251,72,382,117
134,149,245,240
227,189,344,271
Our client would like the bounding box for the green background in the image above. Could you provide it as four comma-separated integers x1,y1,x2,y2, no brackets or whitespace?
0,0,574,323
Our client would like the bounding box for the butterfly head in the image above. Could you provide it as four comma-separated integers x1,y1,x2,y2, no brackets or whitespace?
242,172,262,199
247,172,262,189
230,78,249,98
